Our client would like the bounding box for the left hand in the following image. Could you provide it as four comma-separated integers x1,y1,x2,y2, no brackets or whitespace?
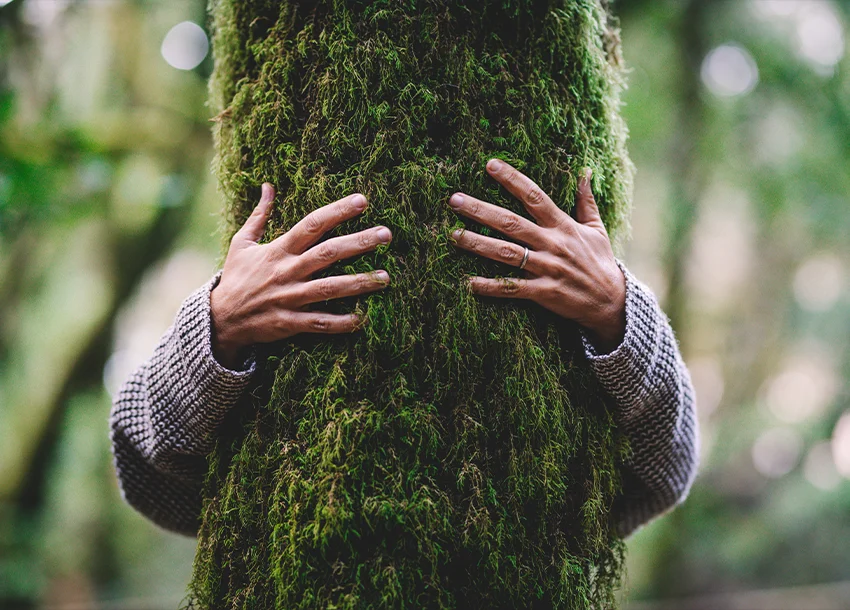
448,159,626,353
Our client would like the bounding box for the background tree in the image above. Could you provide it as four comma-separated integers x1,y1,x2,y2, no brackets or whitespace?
189,0,634,607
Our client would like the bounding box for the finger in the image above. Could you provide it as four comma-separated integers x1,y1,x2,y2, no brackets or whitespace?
295,225,392,277
448,192,547,248
450,228,550,276
281,311,365,335
485,159,566,228
466,276,539,300
290,271,390,307
233,182,275,248
576,168,604,229
275,193,368,255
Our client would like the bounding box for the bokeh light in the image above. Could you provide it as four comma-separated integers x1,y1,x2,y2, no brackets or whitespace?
804,441,841,490
753,0,846,73
795,2,845,70
831,411,850,479
701,44,759,97
763,348,838,424
753,0,806,18
794,253,845,312
752,427,803,478
160,21,209,71
21,0,69,27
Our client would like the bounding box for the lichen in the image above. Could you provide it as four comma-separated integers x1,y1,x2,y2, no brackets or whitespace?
189,1,634,607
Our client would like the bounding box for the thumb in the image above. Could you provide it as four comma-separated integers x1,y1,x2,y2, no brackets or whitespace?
233,183,275,247
575,168,603,229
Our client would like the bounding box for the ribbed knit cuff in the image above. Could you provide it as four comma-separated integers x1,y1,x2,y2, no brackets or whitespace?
147,272,257,466
580,260,664,422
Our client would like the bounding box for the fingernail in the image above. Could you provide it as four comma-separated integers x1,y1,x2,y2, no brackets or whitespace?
375,270,390,282
583,167,593,181
376,227,391,243
449,193,464,208
260,183,273,206
451,229,462,241
353,194,367,211
487,158,502,172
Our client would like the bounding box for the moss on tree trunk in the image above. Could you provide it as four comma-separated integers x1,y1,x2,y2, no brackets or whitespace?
190,1,634,607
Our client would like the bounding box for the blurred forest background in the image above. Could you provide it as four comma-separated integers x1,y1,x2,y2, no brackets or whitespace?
0,0,848,608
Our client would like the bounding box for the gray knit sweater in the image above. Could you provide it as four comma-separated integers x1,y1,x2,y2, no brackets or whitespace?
109,262,698,538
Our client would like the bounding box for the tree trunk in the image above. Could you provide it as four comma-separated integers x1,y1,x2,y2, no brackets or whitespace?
191,1,633,607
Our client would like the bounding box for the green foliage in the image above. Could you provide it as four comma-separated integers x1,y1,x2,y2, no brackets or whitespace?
191,1,634,607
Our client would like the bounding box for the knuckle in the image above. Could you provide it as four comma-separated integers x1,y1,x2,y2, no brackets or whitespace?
555,239,573,260
501,280,521,295
499,244,517,261
310,317,331,332
545,278,563,297
317,242,338,262
500,214,521,233
560,219,580,238
276,311,295,331
271,249,292,272
316,279,336,299
304,213,324,235
358,231,373,249
550,256,571,278
525,186,545,206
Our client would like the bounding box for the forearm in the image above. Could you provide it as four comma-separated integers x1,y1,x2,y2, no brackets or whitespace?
582,261,699,537
109,177,394,535
110,417,206,535
109,272,257,535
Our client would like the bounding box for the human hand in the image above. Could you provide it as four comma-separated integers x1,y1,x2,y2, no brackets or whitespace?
448,159,626,353
210,183,392,369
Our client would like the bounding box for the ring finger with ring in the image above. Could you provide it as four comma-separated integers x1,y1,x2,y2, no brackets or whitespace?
450,228,540,275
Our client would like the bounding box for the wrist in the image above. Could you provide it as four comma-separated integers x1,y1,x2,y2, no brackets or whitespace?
584,266,627,354
210,286,247,369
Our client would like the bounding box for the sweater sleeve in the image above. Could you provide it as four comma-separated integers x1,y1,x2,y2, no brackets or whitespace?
109,271,256,536
581,261,699,538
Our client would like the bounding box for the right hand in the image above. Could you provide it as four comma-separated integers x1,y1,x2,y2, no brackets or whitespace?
210,183,392,369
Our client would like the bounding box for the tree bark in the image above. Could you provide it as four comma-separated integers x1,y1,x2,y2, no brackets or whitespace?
191,1,633,607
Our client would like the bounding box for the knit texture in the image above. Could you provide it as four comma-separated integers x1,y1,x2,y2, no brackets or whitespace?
109,263,697,539
109,270,254,535
581,261,699,536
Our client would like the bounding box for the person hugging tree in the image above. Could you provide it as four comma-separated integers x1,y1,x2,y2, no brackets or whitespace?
110,1,698,608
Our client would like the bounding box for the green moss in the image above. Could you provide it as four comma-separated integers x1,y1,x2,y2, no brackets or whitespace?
191,1,633,607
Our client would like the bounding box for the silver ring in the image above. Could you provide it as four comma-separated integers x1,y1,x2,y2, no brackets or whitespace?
519,246,530,270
